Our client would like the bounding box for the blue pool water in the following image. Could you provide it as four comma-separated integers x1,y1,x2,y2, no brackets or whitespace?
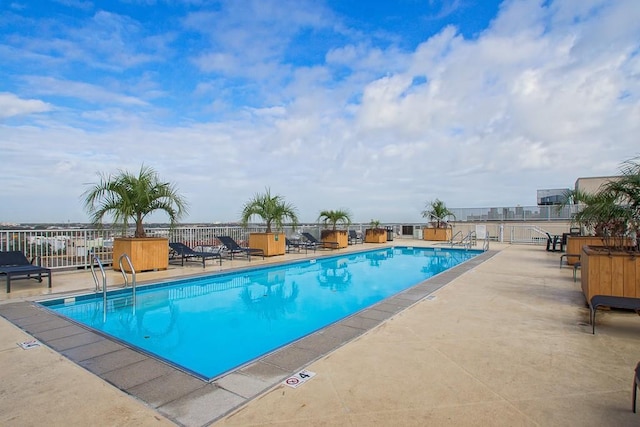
41,246,480,379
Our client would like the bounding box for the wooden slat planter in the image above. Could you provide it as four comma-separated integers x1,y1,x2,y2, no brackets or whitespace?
364,229,387,243
581,245,640,302
565,236,604,265
113,237,169,272
423,228,451,241
248,232,285,256
321,230,348,248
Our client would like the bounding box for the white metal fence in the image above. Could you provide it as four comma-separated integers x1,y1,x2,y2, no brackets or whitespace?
0,224,375,270
449,204,580,222
448,223,571,244
0,216,575,270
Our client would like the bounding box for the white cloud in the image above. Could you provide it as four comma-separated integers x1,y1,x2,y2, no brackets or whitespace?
23,76,148,106
1,0,639,223
0,92,52,118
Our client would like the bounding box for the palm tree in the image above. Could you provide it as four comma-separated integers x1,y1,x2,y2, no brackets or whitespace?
422,199,455,228
318,209,352,231
82,165,188,238
241,188,299,233
605,157,640,244
561,157,640,251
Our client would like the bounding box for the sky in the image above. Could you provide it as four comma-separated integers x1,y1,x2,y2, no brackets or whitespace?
1,0,639,224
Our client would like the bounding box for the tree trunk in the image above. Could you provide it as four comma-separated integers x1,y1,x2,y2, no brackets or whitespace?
135,216,146,238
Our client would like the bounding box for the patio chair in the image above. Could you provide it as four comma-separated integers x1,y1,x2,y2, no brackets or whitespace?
301,232,339,250
169,242,223,267
0,250,52,293
217,236,265,261
348,230,363,244
545,232,563,252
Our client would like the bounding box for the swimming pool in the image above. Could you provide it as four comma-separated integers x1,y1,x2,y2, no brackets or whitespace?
41,246,480,380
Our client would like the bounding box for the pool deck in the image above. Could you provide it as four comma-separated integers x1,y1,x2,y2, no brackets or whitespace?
1,240,639,426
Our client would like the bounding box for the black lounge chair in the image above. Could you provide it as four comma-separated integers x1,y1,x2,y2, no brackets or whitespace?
0,250,52,293
348,230,363,244
301,232,339,250
169,242,222,267
589,295,640,334
286,237,316,254
217,236,264,260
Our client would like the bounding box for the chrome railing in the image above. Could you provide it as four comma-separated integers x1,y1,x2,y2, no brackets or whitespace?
89,251,106,293
118,254,137,316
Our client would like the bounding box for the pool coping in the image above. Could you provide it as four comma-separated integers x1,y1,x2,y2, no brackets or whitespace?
0,248,497,426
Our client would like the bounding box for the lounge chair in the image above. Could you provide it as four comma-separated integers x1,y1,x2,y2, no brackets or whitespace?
217,236,264,260
0,251,52,293
348,230,363,244
286,237,316,254
301,232,339,250
589,295,640,334
169,242,223,267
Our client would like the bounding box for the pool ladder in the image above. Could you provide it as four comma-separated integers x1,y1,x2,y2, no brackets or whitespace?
89,252,137,321
119,254,137,316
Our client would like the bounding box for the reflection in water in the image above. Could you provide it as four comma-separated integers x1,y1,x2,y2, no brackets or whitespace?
109,292,181,351
365,250,391,266
240,269,299,320
318,258,352,291
421,251,469,275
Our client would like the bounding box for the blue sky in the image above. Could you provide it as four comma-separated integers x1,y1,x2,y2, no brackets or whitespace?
1,0,639,224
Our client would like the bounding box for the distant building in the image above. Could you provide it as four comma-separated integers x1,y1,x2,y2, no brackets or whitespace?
536,188,570,206
574,176,620,195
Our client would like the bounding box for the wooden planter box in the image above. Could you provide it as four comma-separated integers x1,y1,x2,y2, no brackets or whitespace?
365,229,387,243
565,236,604,265
321,230,348,248
423,228,451,241
248,232,285,256
113,237,169,273
581,246,640,302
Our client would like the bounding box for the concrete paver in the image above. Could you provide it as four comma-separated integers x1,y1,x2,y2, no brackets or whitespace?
215,245,640,427
0,241,638,426
0,319,173,426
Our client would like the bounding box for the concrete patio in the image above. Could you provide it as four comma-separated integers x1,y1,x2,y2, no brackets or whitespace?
1,241,639,426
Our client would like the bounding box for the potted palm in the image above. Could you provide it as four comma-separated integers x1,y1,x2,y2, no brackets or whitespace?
570,157,640,301
560,189,607,265
241,188,299,256
365,219,387,243
422,199,454,241
82,165,187,272
318,209,352,248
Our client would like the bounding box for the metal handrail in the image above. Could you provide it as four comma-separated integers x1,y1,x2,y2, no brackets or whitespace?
118,254,137,315
89,252,106,293
465,231,477,248
532,226,550,237
88,252,108,322
449,230,464,246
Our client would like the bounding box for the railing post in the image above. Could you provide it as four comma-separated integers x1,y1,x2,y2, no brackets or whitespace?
83,229,88,270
